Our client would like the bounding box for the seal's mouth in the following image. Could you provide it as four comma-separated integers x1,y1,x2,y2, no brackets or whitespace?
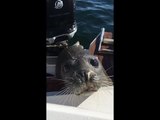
75,85,98,95
71,70,101,95
63,70,102,95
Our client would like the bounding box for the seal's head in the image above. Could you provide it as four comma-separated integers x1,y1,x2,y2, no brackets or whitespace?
56,41,113,95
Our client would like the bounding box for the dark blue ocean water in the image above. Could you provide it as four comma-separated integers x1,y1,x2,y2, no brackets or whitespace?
70,0,114,48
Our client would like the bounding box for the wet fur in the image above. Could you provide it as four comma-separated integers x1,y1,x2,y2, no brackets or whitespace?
56,42,113,95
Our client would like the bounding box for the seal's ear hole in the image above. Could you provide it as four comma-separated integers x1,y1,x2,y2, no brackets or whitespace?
89,58,99,67
63,64,70,72
63,59,77,72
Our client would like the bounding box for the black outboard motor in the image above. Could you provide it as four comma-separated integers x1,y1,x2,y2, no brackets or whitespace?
46,0,77,76
46,0,77,45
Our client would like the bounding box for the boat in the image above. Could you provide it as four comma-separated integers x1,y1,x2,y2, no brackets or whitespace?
89,28,114,81
46,28,114,120
47,28,114,92
46,1,113,119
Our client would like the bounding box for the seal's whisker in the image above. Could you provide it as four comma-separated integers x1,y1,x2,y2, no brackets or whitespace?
63,83,73,87
57,95,67,105
55,89,67,96
63,87,74,94
66,88,78,105
52,89,72,104
106,65,113,72
99,75,112,79
108,75,114,78
70,93,75,106
55,86,72,96
101,80,112,83
61,90,72,105
101,79,112,82
101,83,112,87
64,77,75,81
61,88,71,95
64,87,73,94
60,81,73,88
99,74,114,80
58,88,74,105
101,83,109,86
66,92,72,102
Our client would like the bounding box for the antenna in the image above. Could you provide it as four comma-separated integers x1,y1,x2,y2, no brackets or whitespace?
98,28,105,51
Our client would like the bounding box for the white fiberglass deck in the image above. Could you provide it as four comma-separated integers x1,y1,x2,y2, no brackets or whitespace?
47,86,113,120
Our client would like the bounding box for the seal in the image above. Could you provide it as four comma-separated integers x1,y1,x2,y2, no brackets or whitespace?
56,41,113,95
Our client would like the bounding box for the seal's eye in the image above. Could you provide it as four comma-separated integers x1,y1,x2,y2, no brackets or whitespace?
89,58,99,67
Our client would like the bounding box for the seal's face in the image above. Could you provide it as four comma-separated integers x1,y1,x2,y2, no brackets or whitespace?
56,42,112,95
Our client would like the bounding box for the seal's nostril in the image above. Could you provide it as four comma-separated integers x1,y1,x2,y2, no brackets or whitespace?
90,86,93,89
84,72,88,81
80,71,85,77
76,70,89,82
82,71,88,81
